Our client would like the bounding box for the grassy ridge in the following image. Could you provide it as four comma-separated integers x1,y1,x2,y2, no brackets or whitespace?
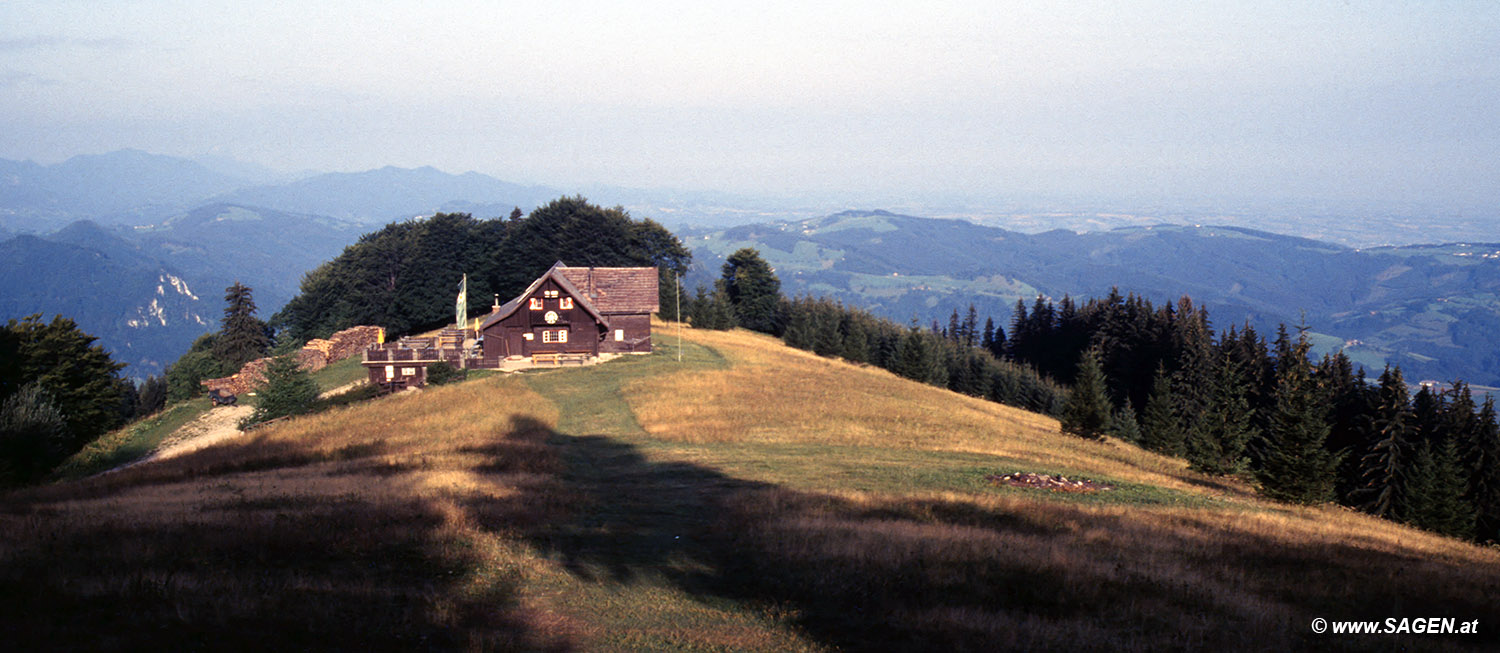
2,322,1498,650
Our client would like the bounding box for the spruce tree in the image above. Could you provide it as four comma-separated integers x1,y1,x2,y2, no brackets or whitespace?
1186,351,1255,475
1060,346,1112,440
1140,365,1184,455
840,314,870,363
214,282,271,369
1466,396,1500,542
245,356,321,426
894,325,945,385
1357,366,1414,519
1256,335,1339,504
1111,399,1142,444
1402,439,1475,538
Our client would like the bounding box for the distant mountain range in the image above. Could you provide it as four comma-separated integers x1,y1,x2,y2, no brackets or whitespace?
6,149,1500,387
687,210,1500,386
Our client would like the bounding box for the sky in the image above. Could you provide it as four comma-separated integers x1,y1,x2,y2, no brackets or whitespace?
1,1,1497,213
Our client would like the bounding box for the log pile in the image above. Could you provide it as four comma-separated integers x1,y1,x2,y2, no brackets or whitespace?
201,325,384,395
986,472,1115,493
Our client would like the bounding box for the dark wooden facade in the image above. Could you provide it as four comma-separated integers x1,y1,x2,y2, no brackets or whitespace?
479,262,658,361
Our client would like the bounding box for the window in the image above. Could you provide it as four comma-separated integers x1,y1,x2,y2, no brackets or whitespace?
523,333,534,341
558,329,568,343
559,297,574,310
543,289,559,299
542,331,554,343
614,329,625,342
542,330,568,343
529,298,543,310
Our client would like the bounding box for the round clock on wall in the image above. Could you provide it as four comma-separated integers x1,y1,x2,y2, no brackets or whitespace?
544,310,558,324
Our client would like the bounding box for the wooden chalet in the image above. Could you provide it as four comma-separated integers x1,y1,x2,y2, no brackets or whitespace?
361,262,658,391
478,262,659,362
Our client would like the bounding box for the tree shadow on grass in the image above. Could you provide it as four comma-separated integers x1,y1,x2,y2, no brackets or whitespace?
505,416,1500,653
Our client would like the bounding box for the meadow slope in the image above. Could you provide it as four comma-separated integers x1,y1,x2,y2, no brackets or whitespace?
2,323,1498,651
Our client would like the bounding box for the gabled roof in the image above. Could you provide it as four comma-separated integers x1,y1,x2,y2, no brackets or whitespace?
479,262,609,331
557,266,659,314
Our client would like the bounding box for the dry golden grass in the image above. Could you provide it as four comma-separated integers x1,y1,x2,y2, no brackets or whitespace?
5,322,1499,651
630,325,1254,498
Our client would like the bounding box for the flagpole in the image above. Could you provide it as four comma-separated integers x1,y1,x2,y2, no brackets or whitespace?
676,270,682,363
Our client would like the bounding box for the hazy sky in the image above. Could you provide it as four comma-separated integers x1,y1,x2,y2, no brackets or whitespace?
2,1,1497,212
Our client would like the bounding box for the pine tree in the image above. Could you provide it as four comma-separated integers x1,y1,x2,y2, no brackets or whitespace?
1060,347,1112,440
1256,334,1339,504
1140,365,1184,455
214,282,271,369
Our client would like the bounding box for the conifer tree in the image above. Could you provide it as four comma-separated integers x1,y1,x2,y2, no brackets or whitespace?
1186,351,1255,475
245,355,321,426
1402,439,1475,538
1111,399,1142,444
1256,334,1339,504
1466,396,1500,542
214,282,270,369
1140,365,1184,455
1357,366,1414,519
962,304,980,348
840,314,870,363
721,248,781,334
894,324,945,385
1060,346,1112,440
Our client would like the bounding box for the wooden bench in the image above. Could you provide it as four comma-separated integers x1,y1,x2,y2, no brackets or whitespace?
532,352,591,366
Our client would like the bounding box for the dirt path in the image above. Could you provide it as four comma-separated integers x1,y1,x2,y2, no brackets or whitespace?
139,404,255,465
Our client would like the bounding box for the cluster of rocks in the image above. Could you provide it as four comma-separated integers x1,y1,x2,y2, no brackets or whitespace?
202,325,383,396
987,472,1115,493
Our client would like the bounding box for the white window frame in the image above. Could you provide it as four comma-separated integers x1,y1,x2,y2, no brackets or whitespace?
543,289,559,299
529,297,544,310
614,329,625,342
559,297,574,310
558,329,568,343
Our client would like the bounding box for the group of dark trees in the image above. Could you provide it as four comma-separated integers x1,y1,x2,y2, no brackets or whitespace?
165,281,274,402
0,315,127,484
273,197,690,343
689,248,1065,414
996,290,1500,541
688,251,1500,543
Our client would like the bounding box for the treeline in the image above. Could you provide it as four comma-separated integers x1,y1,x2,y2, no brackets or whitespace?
686,248,1064,415
685,250,1500,543
998,290,1500,542
273,197,691,343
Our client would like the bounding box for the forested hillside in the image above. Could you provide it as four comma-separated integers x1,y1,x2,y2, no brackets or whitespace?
687,210,1500,385
273,197,690,343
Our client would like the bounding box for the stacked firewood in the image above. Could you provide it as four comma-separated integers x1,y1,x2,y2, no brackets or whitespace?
201,325,385,395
